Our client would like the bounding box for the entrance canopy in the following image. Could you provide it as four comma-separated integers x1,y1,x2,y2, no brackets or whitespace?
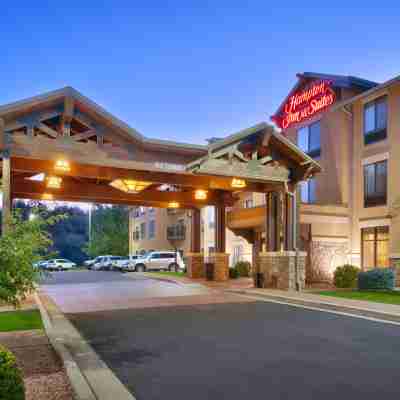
0,87,321,211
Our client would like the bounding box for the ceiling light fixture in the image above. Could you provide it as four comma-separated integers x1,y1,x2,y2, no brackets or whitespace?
110,179,152,194
46,176,62,189
54,159,71,173
194,189,208,200
42,193,54,200
168,201,180,209
231,178,246,189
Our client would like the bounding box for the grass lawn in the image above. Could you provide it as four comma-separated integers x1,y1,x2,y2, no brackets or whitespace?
149,271,186,278
316,290,400,305
0,310,43,332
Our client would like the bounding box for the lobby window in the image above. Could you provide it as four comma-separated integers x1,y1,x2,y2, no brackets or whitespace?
364,96,387,145
243,198,253,208
361,226,389,269
364,160,387,207
300,178,316,204
297,121,321,158
140,222,146,240
148,220,155,239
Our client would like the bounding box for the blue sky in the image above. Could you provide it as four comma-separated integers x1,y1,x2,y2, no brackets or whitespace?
2,1,400,144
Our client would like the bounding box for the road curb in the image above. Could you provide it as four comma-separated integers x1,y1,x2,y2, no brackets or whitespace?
35,292,136,400
226,289,400,324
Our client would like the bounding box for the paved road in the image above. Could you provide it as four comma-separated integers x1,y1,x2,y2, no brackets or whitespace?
42,271,400,400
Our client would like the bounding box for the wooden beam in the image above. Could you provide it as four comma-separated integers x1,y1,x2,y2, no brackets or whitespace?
72,129,97,142
36,122,58,138
215,204,226,253
10,157,270,193
190,209,201,253
11,176,220,207
2,154,11,233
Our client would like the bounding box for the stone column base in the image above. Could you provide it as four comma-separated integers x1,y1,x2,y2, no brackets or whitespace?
390,256,400,287
209,253,229,281
186,253,205,279
257,251,306,291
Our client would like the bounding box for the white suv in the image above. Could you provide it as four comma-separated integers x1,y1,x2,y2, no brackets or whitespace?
46,259,76,271
132,251,185,272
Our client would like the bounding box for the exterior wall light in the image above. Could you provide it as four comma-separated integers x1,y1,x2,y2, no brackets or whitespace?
42,193,54,200
194,189,208,200
54,159,71,172
46,176,62,189
231,178,246,189
110,179,152,194
168,201,180,209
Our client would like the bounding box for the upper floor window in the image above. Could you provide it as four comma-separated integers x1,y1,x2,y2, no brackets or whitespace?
364,160,387,207
140,222,146,240
148,220,155,239
297,121,321,159
300,178,316,204
364,96,387,145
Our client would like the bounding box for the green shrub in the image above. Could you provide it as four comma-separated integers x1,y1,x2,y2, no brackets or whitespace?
229,268,239,279
0,345,25,400
358,268,395,290
333,265,359,288
234,261,251,277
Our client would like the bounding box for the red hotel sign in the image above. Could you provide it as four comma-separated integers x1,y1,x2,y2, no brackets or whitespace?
272,80,336,129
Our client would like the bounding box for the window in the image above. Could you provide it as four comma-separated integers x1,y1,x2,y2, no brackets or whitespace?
300,178,316,204
364,96,387,145
140,222,146,240
207,206,215,229
148,220,155,239
243,199,253,208
364,160,387,207
297,121,321,158
361,226,389,269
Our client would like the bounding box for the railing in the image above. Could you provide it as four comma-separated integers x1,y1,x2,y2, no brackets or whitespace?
167,224,186,240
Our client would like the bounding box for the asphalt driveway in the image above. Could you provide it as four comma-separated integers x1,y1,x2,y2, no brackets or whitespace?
42,271,400,400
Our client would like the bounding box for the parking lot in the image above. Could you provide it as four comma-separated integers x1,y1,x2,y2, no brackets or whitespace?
42,271,400,400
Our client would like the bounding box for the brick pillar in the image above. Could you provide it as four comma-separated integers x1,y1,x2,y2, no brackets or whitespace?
210,253,229,281
186,253,204,279
258,251,306,291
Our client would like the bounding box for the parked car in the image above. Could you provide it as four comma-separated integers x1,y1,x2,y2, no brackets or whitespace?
131,251,184,272
46,259,76,271
33,260,49,270
111,257,130,271
84,258,97,268
119,255,143,272
92,255,124,271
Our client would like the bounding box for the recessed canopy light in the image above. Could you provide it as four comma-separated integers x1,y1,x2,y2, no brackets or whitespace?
46,176,62,189
231,178,246,189
194,189,208,200
110,179,152,194
54,159,71,172
168,201,180,209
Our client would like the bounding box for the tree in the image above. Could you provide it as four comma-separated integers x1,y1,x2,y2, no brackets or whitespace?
0,210,61,307
85,205,129,257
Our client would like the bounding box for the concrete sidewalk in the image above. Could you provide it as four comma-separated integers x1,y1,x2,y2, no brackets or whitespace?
229,288,400,323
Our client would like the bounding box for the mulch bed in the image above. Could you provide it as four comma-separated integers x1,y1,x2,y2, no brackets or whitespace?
0,330,73,400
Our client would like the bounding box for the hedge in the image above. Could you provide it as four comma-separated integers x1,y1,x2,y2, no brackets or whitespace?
0,345,25,400
333,265,359,288
358,268,395,290
234,261,251,277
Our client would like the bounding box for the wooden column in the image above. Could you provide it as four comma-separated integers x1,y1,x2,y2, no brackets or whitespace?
190,208,201,253
284,192,295,251
215,204,226,253
265,192,281,251
2,152,12,234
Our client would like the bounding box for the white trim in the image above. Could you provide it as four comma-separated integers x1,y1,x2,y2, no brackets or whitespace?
361,152,389,166
359,218,391,228
312,236,348,243
361,89,389,105
301,213,349,224
389,253,400,259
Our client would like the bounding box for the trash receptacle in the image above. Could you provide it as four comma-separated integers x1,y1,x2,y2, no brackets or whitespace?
205,262,214,281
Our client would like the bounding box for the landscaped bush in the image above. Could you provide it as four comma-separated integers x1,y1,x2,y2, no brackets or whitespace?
333,264,360,288
234,261,251,277
358,268,395,290
0,345,25,400
229,268,239,279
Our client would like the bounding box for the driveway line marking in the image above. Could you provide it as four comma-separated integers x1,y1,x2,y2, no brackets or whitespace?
233,292,400,327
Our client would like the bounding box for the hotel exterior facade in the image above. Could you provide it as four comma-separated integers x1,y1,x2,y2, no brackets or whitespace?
228,72,400,283
129,72,400,284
